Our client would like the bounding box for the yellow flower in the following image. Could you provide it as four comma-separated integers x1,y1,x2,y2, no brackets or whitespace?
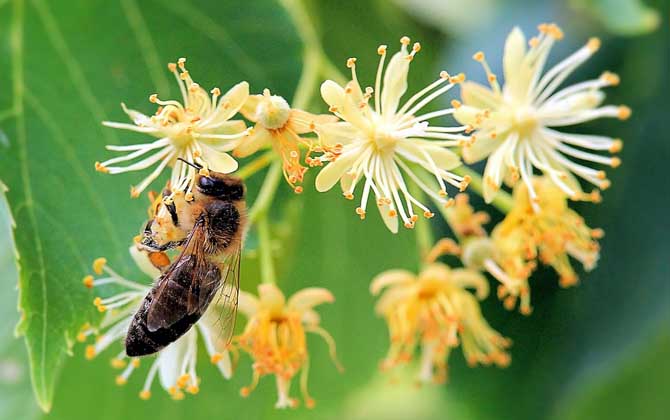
432,194,533,314
492,176,603,288
236,283,341,409
79,246,233,400
455,24,629,210
371,263,510,384
234,89,335,193
315,37,471,232
97,58,250,197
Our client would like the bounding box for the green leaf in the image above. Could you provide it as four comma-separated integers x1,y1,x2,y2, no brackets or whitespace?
569,0,661,35
0,0,300,411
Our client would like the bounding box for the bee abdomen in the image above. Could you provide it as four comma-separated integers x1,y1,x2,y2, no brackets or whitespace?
125,291,200,357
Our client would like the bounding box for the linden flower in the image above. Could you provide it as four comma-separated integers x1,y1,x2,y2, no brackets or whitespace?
97,58,249,197
455,23,630,210
371,263,511,384
235,89,335,193
492,176,603,288
315,36,472,233
79,247,233,400
429,194,533,314
236,283,341,409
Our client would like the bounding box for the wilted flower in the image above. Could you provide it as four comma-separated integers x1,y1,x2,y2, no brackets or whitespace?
432,194,533,314
492,176,603,288
315,36,472,232
371,263,510,384
235,89,335,192
455,23,629,209
97,58,250,197
236,283,341,409
79,247,233,400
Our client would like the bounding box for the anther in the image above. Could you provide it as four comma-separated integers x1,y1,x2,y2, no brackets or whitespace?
346,57,357,68
177,57,186,68
609,139,623,153
355,207,366,220
149,94,158,103
600,71,620,86
587,37,601,53
439,70,449,79
617,106,631,120
449,73,466,84
93,257,107,275
488,74,497,83
377,45,387,55
139,390,151,400
94,162,109,173
423,211,434,218
82,275,94,289
610,157,621,168
451,99,462,109
400,36,410,45
85,345,96,360
210,87,221,96
294,186,304,194
473,51,485,62
167,63,177,72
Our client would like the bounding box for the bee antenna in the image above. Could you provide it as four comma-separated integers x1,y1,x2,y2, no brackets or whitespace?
177,158,202,170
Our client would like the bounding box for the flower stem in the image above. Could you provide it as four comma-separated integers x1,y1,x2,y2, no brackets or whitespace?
248,161,282,285
237,151,275,181
248,161,282,224
453,166,514,213
257,215,276,285
280,0,347,87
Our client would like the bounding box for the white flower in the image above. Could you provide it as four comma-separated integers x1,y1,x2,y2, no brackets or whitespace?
315,37,472,233
455,23,629,210
97,58,250,198
79,246,233,400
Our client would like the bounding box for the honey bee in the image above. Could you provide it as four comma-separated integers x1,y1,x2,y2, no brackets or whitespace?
125,161,246,357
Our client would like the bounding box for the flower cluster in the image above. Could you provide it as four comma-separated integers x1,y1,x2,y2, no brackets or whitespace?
82,20,627,412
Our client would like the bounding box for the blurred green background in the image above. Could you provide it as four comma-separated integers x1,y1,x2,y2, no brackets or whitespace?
0,0,668,419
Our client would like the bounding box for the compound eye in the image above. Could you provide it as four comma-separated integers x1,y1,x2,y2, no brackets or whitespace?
198,176,215,190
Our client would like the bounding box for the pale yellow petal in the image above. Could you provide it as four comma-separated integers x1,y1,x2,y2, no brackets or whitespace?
321,80,345,109
316,121,357,146
463,134,498,164
370,269,415,295
375,286,414,315
129,245,160,279
233,126,272,158
258,283,286,312
450,268,490,300
214,81,249,122
460,82,501,109
200,145,238,173
377,198,400,234
503,27,527,91
381,50,410,117
240,94,263,122
315,151,357,192
288,109,338,134
453,104,484,126
238,290,260,318
287,287,334,312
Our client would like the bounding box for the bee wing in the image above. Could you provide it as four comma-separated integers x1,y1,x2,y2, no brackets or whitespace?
210,241,241,345
146,218,211,332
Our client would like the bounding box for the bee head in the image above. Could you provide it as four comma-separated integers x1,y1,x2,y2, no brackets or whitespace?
196,171,245,201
